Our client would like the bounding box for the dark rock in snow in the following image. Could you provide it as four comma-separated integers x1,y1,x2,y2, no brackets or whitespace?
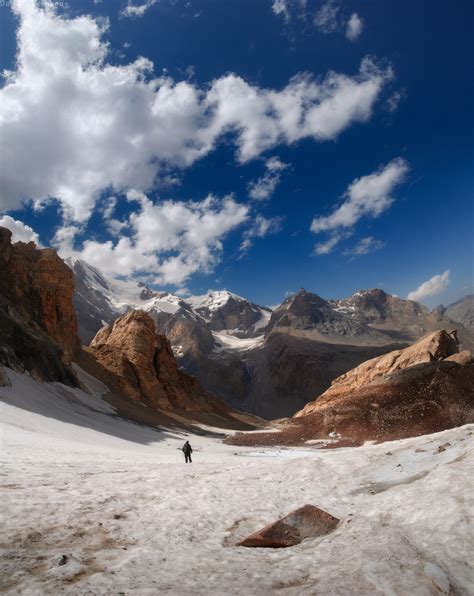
238,504,340,548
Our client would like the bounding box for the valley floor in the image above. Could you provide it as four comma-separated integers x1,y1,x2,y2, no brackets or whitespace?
1,370,473,595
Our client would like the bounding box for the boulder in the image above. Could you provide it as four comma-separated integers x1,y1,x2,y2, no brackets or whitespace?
238,505,339,548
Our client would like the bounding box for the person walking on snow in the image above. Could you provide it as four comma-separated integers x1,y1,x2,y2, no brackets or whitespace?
182,441,193,463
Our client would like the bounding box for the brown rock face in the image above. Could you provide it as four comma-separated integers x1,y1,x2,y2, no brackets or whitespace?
228,330,474,446
296,330,460,417
0,227,79,362
238,505,340,548
0,227,80,384
88,310,230,414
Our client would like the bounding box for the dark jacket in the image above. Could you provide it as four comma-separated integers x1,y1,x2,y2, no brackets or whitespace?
182,442,193,455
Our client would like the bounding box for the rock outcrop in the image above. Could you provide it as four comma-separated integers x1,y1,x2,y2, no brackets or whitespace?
228,330,474,445
295,330,460,417
87,310,231,415
238,505,340,548
0,227,79,384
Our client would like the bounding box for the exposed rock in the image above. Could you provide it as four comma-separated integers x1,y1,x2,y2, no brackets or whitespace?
266,289,384,341
436,443,451,453
296,330,460,417
446,350,473,365
227,330,474,446
87,310,231,414
238,505,339,548
445,295,474,329
0,227,80,384
0,228,79,362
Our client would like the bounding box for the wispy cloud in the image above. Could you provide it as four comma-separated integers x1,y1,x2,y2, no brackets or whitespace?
345,13,363,41
311,158,409,255
240,215,284,255
121,0,159,18
343,236,384,257
248,157,289,200
314,0,341,34
407,270,451,302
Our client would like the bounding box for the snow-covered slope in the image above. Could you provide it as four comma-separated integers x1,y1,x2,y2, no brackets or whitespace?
1,367,473,594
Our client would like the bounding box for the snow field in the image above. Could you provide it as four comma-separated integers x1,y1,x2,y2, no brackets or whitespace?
1,369,473,595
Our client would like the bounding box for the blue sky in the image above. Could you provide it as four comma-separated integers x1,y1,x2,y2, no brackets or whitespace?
0,0,472,308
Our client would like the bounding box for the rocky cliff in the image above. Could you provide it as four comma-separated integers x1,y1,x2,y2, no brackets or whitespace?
87,310,232,415
0,227,79,384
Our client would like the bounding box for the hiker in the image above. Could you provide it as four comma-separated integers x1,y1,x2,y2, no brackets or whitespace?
182,440,193,463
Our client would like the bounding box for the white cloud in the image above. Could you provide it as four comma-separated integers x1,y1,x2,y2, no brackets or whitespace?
386,90,406,113
271,0,307,22
314,232,344,255
407,270,451,302
0,215,41,245
248,157,289,200
121,0,159,18
240,215,283,254
272,0,290,21
314,0,341,33
311,158,408,255
344,236,384,256
54,192,249,285
0,1,393,223
345,13,363,41
312,158,409,233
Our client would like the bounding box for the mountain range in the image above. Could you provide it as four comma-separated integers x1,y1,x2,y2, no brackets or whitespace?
67,258,474,418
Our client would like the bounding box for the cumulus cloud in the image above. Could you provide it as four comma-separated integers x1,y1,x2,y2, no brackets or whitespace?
0,1,393,223
121,0,159,18
248,157,289,200
0,215,41,245
343,236,384,256
311,158,409,255
54,192,249,285
240,215,283,254
345,13,363,41
407,270,451,302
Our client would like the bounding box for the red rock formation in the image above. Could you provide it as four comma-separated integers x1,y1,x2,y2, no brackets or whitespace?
227,330,474,446
238,505,340,548
0,227,79,363
0,227,79,384
88,310,231,414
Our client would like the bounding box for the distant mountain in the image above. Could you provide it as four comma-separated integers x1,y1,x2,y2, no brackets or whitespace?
445,295,474,329
67,259,474,418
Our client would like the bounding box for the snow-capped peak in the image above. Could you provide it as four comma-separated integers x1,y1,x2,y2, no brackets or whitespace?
187,290,246,312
